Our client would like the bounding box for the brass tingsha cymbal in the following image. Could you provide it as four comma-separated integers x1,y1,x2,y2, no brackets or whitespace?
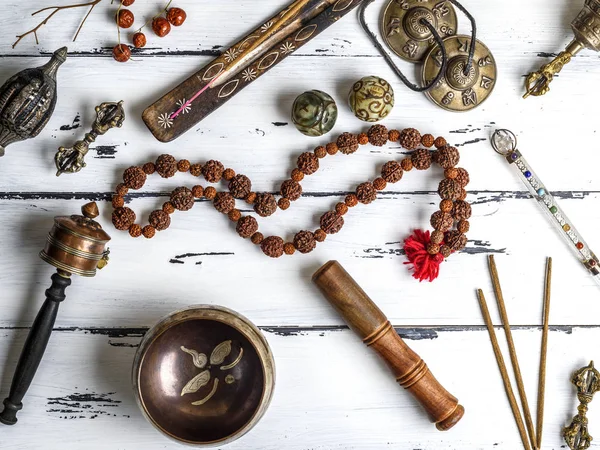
421,35,496,112
381,0,458,63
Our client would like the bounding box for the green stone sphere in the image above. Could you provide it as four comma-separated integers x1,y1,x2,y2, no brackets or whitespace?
348,76,394,122
291,90,338,137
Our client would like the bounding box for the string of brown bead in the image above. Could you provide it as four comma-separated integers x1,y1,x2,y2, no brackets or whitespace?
111,125,471,258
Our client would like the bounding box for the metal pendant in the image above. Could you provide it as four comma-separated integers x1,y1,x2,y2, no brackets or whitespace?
421,35,496,112
381,0,457,63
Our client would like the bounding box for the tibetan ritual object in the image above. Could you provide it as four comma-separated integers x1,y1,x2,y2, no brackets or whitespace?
0,47,67,157
313,261,464,430
563,361,600,449
55,101,125,176
133,306,275,446
524,0,600,98
291,90,338,136
0,202,110,425
143,0,363,143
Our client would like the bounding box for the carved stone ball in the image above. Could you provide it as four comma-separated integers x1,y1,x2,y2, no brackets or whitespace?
348,76,394,122
155,154,178,178
434,145,460,169
438,178,462,201
123,166,146,189
381,160,403,183
281,180,302,201
149,210,171,231
293,230,316,254
170,187,195,211
291,90,338,137
367,124,388,147
261,236,285,258
430,210,453,232
112,207,136,231
236,215,258,238
202,160,224,183
336,132,359,155
356,182,377,204
253,193,277,217
320,211,344,234
452,200,472,221
228,174,252,199
399,128,421,150
213,192,235,214
297,152,319,175
411,149,432,170
445,230,468,251
455,168,470,187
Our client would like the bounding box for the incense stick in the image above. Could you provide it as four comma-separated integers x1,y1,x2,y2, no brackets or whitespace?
477,289,532,450
536,257,552,448
488,255,537,450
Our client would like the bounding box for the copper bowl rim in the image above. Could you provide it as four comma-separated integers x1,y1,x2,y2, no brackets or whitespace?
132,305,276,447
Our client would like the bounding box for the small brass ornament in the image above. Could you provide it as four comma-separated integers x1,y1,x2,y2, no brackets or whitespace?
524,0,600,98
563,361,600,450
422,35,496,112
381,0,458,63
54,101,125,176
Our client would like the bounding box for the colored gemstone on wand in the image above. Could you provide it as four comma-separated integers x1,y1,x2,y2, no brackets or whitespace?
510,153,518,160
577,242,584,250
550,206,557,213
537,188,546,196
524,170,532,178
563,224,571,231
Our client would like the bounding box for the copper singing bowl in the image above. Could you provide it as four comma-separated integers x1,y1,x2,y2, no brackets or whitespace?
133,306,275,446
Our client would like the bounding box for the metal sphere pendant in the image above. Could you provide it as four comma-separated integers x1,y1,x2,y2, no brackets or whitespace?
291,90,338,137
381,0,458,63
421,35,496,112
348,76,394,122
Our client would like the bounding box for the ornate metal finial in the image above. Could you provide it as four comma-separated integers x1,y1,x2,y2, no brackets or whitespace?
491,129,517,155
54,101,125,176
564,361,600,450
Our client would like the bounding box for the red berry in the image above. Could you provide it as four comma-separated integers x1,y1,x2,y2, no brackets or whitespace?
112,44,131,62
122,0,135,5
152,17,171,37
167,7,187,26
117,9,135,28
133,32,146,48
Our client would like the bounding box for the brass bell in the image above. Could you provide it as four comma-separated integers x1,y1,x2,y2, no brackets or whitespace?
524,0,600,98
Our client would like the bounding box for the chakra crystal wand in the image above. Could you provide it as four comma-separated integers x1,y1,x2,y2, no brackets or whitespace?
491,129,600,284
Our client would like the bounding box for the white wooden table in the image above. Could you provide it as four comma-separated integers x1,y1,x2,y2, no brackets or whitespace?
1,0,599,448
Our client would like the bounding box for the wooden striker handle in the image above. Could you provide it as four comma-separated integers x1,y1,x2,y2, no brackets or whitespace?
312,261,464,431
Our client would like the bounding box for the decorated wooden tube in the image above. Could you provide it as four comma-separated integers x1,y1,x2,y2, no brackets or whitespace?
312,261,464,431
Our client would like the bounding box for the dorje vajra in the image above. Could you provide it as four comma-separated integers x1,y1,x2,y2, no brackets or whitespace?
524,0,600,98
54,101,125,176
563,361,600,450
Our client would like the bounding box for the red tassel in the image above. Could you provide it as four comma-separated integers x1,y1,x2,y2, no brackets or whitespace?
403,229,444,282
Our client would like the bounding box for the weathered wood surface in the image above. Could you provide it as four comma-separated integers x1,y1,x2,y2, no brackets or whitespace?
1,0,600,448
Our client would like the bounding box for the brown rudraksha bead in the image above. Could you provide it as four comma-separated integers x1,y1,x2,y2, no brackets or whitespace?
223,168,235,181
245,191,257,204
455,168,470,187
326,142,338,155
116,183,129,197
431,230,444,244
178,159,191,172
356,182,377,204
358,132,369,145
149,210,171,231
452,200,472,221
129,224,142,238
434,136,447,149
438,178,462,201
112,207,136,230
293,230,316,254
190,163,202,177
399,128,421,150
440,245,452,257
440,199,453,213
142,162,155,175
202,160,224,183
297,152,319,175
373,177,387,191
345,194,358,207
192,185,204,198
204,186,217,200
284,243,296,255
458,189,467,201
314,229,327,242
457,220,470,233
112,195,124,209
411,149,432,170
444,168,458,179
251,232,264,245
228,209,241,222
278,198,290,210
261,236,284,258
254,193,277,217
155,154,178,178
430,211,453,232
213,192,235,214
281,179,302,201
400,158,413,171
171,186,195,211
421,134,435,148
445,230,467,251
335,202,348,215
337,132,359,155
368,124,388,147
142,225,156,239
228,174,252,199
434,146,460,169
314,146,327,158
237,215,258,238
162,202,175,214
388,129,400,142
123,166,146,190
291,169,304,182
381,160,403,183
320,211,344,234
427,242,440,255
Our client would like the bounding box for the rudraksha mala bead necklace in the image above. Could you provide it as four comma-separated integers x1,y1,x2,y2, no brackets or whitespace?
111,124,471,282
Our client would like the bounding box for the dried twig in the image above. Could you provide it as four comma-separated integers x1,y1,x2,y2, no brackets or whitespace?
13,0,103,49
